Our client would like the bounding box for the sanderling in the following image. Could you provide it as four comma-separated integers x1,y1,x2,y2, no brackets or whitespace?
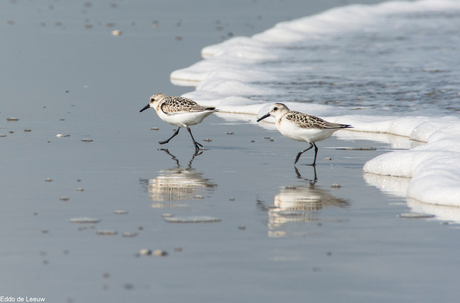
257,103,352,166
140,94,216,151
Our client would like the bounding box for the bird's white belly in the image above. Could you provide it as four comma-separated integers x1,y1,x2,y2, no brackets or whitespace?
157,110,213,127
277,121,335,143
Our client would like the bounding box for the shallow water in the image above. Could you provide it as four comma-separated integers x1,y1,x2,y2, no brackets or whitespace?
1,0,460,302
2,112,460,302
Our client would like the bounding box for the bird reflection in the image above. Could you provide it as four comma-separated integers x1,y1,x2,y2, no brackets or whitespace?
140,149,216,204
294,165,318,184
258,166,349,237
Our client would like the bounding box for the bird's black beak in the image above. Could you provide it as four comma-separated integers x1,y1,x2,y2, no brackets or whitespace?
140,104,150,112
256,113,271,122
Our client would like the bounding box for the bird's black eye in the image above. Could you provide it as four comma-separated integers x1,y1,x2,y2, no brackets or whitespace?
273,107,278,111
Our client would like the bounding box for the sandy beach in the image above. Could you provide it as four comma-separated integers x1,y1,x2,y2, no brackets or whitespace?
1,0,460,302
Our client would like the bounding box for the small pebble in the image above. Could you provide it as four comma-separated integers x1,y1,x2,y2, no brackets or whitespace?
203,138,212,142
0,135,6,138
400,213,435,219
331,184,342,189
70,217,100,224
45,178,53,182
325,157,332,160
163,216,221,223
6,117,19,121
226,132,235,135
174,247,182,252
122,232,138,238
81,138,93,142
250,140,255,143
97,230,118,236
139,249,152,256
111,29,122,36
153,250,168,257
151,127,159,131
24,129,32,132
60,197,70,201
9,131,14,134
238,226,246,230
77,188,84,192
114,210,128,215
264,137,271,139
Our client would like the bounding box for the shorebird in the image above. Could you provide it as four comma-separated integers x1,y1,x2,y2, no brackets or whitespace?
140,94,216,151
257,103,352,165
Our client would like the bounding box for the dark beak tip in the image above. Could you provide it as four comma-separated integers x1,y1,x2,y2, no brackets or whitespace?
256,113,270,122
140,104,150,112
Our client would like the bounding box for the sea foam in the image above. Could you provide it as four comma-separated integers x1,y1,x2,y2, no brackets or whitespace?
171,0,460,207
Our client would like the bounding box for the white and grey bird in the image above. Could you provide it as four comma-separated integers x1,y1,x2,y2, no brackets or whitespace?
140,94,216,151
257,103,352,165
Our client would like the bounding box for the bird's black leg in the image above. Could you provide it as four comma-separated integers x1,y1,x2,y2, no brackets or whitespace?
158,127,180,145
186,126,203,151
311,143,319,166
294,143,314,164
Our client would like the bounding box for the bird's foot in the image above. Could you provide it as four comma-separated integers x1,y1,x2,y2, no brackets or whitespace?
194,142,204,149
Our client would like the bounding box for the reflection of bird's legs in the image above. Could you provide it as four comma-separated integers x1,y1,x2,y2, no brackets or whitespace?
158,148,202,169
158,128,181,145
189,149,203,168
295,142,318,165
186,126,203,151
294,165,317,185
158,148,180,167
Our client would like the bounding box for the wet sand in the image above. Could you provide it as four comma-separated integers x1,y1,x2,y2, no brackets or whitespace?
1,0,460,302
